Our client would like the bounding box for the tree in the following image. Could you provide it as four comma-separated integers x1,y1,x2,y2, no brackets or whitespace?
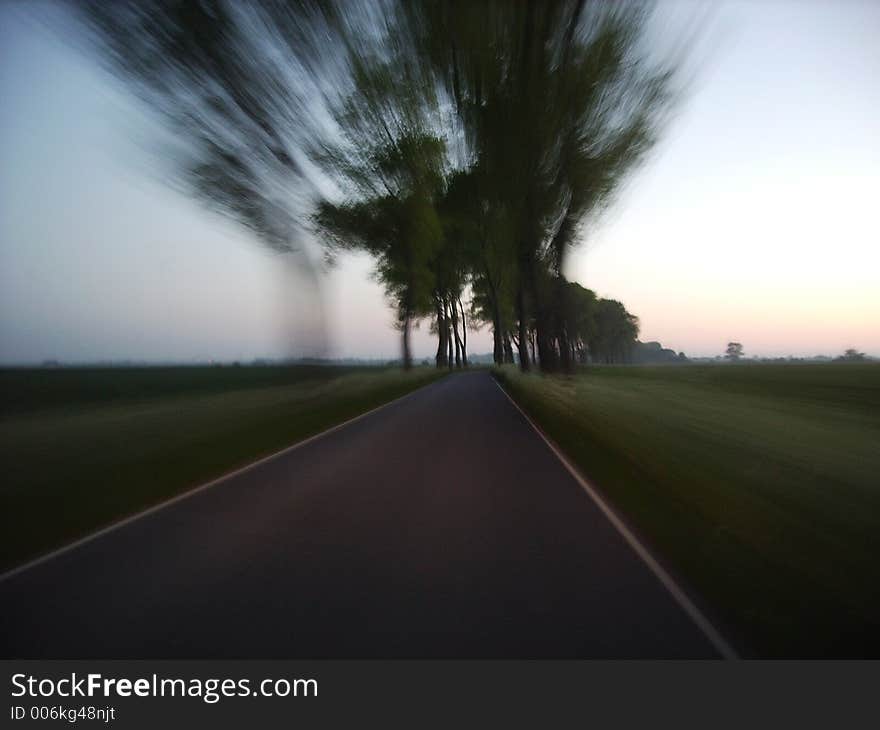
725,342,744,361
77,0,356,252
562,282,599,365
835,348,867,362
311,30,449,369
413,1,680,372
76,1,685,372
78,0,450,368
314,132,446,369
433,170,479,368
590,299,639,364
74,0,380,357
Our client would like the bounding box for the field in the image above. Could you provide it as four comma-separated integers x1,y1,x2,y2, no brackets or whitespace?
494,363,880,657
0,365,444,571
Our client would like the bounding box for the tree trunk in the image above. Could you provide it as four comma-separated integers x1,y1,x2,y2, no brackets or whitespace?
559,327,572,373
400,257,417,370
435,299,446,368
525,258,558,372
492,320,504,366
445,299,453,370
451,298,462,368
485,275,503,365
515,285,530,372
458,297,468,367
402,310,412,370
534,309,557,372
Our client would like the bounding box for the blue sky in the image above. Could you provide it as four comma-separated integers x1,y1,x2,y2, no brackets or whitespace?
1,1,878,363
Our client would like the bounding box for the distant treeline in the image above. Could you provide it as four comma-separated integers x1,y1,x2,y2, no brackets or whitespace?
12,358,395,370
477,277,645,366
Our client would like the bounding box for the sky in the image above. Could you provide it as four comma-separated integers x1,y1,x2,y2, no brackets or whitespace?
1,1,878,364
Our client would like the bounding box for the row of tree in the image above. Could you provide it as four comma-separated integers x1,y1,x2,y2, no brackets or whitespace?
78,0,678,372
473,276,641,367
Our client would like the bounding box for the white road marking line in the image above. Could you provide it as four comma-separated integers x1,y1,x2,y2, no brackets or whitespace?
492,377,739,660
0,375,447,584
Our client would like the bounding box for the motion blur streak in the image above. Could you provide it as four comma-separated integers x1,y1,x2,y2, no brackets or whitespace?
54,0,682,370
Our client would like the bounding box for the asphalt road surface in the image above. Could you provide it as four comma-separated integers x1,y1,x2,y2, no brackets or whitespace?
1,371,726,658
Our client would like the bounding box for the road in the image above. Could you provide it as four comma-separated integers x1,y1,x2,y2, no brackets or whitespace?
1,371,725,658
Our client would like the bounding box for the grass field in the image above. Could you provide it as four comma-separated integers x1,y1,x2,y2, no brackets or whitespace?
494,363,880,657
0,365,444,571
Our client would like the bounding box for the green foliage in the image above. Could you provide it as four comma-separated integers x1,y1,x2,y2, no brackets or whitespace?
591,298,640,364
79,1,680,371
79,0,349,252
412,1,678,370
725,342,745,361
559,281,599,363
836,348,867,362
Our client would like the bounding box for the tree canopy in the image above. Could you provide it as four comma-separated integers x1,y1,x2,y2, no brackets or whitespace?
75,0,681,371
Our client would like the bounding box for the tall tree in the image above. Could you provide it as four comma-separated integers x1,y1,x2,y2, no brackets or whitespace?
77,1,683,371
725,342,745,362
77,0,356,252
411,0,678,372
311,22,450,368
591,299,639,364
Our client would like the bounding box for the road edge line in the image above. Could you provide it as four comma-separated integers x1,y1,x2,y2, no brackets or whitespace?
0,373,448,584
492,376,739,660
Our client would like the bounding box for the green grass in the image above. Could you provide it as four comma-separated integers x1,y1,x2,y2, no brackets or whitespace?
494,363,880,657
0,365,444,571
0,364,369,415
